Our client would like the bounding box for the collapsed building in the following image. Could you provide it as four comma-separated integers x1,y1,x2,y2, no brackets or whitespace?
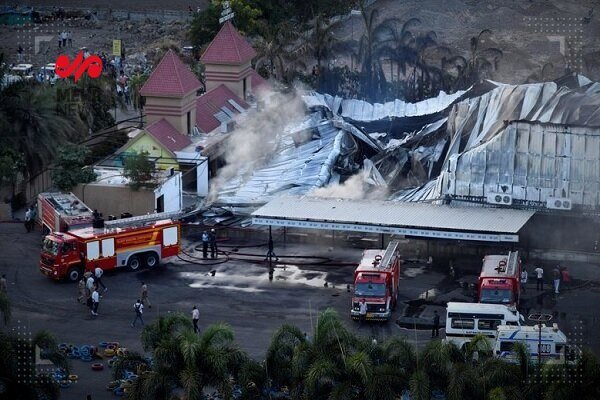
208,75,600,255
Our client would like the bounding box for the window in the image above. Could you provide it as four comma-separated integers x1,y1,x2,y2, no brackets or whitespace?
478,319,502,330
451,319,474,329
499,341,514,352
86,241,100,260
480,289,513,304
243,78,247,99
102,238,115,257
42,238,59,256
187,111,191,134
506,321,518,326
163,226,178,246
354,283,386,297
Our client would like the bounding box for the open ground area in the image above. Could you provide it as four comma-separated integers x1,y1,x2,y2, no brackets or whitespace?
2,221,600,399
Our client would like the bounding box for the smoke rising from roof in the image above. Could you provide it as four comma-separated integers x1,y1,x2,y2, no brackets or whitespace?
206,90,306,204
310,170,388,200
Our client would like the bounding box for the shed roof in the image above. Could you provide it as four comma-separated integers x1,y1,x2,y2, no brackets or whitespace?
145,118,192,154
200,21,256,65
252,196,535,242
196,84,248,133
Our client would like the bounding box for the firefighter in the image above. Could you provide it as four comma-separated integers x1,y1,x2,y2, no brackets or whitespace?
209,229,218,259
201,231,209,259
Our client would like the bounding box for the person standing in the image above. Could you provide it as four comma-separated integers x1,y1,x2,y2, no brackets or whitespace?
192,306,200,334
131,299,144,327
209,229,218,259
61,31,67,48
0,274,7,294
534,266,544,291
553,266,561,294
520,268,528,293
91,288,99,316
140,282,151,308
67,31,72,47
201,231,209,259
29,205,37,232
94,266,107,292
17,45,23,62
24,207,32,233
358,299,367,327
432,310,440,338
77,278,86,303
561,267,571,291
86,273,95,306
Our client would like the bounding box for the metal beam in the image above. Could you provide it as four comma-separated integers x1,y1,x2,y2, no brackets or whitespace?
252,217,519,243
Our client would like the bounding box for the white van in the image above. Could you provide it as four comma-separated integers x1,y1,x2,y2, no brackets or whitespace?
444,302,524,349
494,324,579,364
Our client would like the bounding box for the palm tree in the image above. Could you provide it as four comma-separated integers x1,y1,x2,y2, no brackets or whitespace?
460,29,503,87
254,22,299,80
0,330,67,400
0,81,83,178
541,348,600,400
525,62,555,83
300,13,345,75
131,314,247,400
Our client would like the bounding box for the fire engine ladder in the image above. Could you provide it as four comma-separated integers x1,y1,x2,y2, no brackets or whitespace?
506,251,518,276
104,210,184,229
379,240,400,269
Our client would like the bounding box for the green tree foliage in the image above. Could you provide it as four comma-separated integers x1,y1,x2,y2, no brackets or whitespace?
50,144,97,191
123,151,156,190
0,330,68,400
0,147,24,188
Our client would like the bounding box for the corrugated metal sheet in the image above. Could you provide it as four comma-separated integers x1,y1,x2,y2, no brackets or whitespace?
252,195,535,234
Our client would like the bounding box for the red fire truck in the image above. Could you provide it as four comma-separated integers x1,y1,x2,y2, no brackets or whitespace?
40,212,181,282
350,241,401,322
477,251,521,306
37,192,94,233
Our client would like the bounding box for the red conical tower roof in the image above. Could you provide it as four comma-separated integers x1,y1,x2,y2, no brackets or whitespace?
140,49,202,97
200,21,256,65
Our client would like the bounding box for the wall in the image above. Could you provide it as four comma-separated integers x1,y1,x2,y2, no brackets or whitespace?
144,92,197,135
73,183,155,217
174,151,208,196
124,134,178,170
154,172,182,212
204,62,252,100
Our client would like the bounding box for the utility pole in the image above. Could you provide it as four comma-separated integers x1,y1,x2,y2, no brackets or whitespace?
529,312,553,399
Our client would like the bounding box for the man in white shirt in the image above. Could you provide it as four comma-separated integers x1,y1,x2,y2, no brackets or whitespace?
94,266,107,292
131,299,144,327
534,266,544,291
24,208,32,233
86,275,95,306
358,299,367,327
192,306,200,334
91,288,99,316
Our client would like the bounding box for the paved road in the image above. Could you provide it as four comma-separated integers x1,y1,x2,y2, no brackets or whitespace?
1,221,599,399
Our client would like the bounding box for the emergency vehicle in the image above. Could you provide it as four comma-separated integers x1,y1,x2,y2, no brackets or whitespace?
494,324,578,364
40,211,181,282
444,302,524,349
478,251,521,306
350,241,401,322
37,192,95,233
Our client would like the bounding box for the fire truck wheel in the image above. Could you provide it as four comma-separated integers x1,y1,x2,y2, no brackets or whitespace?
145,253,158,268
127,256,141,271
67,267,82,282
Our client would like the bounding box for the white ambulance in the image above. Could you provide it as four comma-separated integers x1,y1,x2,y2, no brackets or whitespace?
444,302,524,349
493,324,578,364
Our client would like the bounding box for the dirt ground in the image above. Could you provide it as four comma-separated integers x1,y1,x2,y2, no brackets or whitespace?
1,0,600,87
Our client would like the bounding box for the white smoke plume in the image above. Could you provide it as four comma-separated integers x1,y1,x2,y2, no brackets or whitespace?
207,90,306,204
310,170,388,200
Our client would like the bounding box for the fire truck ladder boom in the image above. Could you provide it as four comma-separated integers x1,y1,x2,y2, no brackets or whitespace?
506,251,518,276
379,240,400,269
104,211,184,229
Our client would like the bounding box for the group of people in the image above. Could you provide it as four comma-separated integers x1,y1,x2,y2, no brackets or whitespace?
201,229,218,259
78,266,108,316
521,264,571,294
24,205,37,233
116,70,130,105
57,31,73,48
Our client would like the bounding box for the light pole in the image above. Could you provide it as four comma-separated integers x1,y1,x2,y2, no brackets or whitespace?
529,312,553,396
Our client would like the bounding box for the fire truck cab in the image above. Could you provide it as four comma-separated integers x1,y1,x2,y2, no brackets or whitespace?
40,212,181,282
350,241,401,322
478,251,521,306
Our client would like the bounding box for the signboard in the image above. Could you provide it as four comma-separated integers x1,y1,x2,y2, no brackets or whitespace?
112,39,122,56
219,0,234,24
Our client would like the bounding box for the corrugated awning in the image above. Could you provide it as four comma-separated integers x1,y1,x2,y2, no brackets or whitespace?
252,196,536,242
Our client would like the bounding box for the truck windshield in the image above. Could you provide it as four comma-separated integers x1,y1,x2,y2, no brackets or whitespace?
480,289,513,304
42,238,59,256
355,283,386,297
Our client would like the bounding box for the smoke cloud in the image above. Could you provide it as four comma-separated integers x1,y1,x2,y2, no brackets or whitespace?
310,170,388,200
207,90,306,204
